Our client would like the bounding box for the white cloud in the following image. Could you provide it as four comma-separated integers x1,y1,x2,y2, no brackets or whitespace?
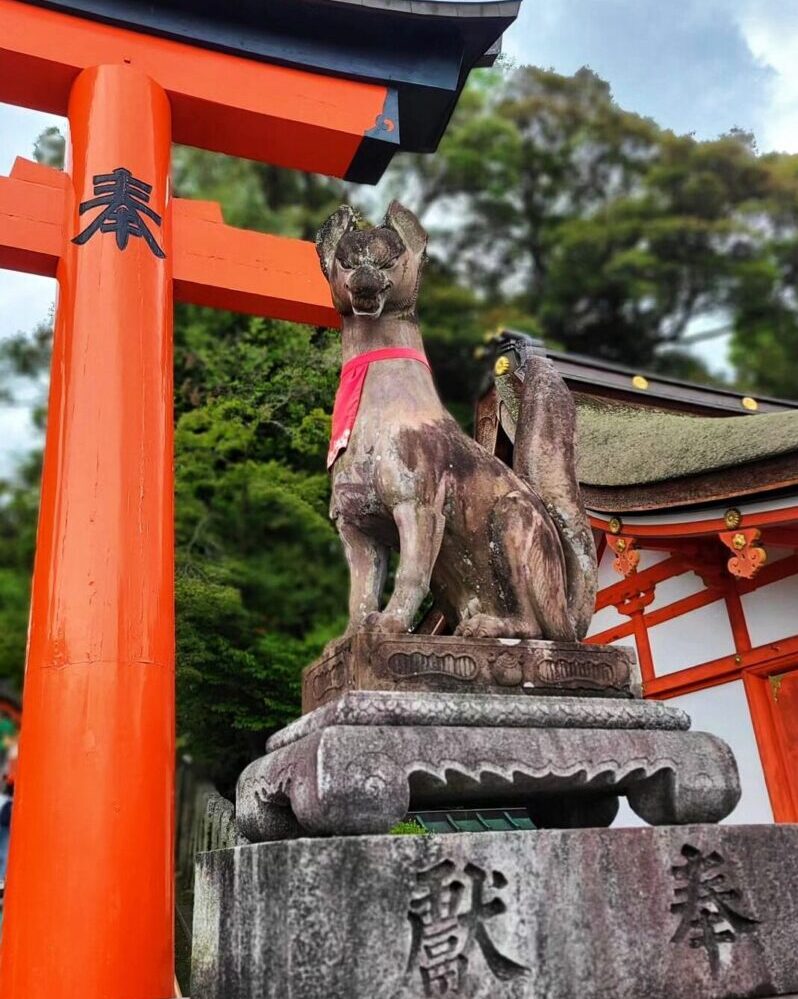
503,0,773,145
735,2,798,152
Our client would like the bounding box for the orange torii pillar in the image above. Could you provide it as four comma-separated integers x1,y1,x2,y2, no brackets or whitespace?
0,64,175,999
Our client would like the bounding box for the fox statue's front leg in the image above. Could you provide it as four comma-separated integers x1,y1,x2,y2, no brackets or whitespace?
337,520,389,633
362,499,446,634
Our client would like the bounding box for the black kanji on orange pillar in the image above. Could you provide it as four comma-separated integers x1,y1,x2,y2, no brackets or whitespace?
73,168,165,258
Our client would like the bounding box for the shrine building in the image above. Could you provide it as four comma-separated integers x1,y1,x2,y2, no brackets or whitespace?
479,332,798,827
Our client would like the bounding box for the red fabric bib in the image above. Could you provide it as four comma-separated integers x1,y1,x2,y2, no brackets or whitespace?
327,347,430,469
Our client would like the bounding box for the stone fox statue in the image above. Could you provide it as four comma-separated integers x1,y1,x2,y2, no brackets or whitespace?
316,201,597,641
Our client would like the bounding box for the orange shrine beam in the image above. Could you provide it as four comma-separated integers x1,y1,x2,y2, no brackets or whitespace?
0,64,175,999
0,157,339,327
0,0,395,179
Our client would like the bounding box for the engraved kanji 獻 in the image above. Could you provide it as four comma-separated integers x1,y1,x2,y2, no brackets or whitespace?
670,843,759,976
73,167,165,258
407,859,528,995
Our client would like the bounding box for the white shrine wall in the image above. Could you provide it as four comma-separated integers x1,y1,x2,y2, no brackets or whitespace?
587,531,798,826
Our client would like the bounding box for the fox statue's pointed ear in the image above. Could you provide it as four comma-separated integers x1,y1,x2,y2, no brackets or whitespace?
384,201,427,257
316,205,358,278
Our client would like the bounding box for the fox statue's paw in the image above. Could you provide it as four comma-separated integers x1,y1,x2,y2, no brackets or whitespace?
361,611,411,635
454,613,538,640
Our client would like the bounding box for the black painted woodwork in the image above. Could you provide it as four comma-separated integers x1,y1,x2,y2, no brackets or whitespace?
22,0,521,183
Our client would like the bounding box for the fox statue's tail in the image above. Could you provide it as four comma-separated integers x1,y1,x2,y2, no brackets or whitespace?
511,347,598,640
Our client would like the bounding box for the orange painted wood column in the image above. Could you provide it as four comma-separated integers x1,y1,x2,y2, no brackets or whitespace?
0,64,174,999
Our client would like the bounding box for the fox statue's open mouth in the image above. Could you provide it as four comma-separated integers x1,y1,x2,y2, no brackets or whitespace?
350,297,384,318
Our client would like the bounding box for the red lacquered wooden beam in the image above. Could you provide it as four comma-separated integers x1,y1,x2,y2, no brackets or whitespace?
0,158,65,276
0,0,393,179
0,65,175,999
0,158,339,326
173,198,338,327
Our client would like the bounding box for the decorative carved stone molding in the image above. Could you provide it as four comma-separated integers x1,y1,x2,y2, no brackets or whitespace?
267,690,691,754
302,634,637,712
237,705,740,841
719,528,768,580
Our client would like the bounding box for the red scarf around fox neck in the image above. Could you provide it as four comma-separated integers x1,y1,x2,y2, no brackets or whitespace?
327,347,430,469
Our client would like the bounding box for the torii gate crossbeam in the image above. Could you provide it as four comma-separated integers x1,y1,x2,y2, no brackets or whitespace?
0,157,339,326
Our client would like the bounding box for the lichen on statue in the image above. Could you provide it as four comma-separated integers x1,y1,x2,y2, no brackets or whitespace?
317,201,598,641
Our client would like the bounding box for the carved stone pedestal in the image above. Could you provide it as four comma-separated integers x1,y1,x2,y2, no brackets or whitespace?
236,691,740,840
191,824,798,999
302,634,637,712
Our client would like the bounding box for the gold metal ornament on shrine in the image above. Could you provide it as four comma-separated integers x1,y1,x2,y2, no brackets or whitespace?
724,508,742,530
606,533,640,578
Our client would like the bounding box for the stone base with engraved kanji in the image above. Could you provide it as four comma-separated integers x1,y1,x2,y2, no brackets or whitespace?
191,823,798,999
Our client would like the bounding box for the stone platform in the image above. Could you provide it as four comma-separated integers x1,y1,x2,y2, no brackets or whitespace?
236,692,740,840
302,633,637,712
192,824,798,999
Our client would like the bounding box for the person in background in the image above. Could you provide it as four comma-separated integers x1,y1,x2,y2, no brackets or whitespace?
0,778,13,887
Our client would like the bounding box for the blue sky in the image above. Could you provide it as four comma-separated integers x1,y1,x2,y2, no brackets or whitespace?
1,0,797,469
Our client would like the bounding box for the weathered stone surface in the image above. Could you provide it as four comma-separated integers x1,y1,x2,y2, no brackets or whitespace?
268,690,689,753
319,204,597,644
192,824,798,999
302,633,637,712
237,723,740,840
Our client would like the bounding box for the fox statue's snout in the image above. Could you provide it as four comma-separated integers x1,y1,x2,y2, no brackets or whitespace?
345,264,390,318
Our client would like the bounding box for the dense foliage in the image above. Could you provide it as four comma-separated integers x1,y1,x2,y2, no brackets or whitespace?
173,310,347,784
3,65,798,786
392,66,798,390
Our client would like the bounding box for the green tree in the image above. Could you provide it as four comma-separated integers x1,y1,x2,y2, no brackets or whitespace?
173,308,349,787
727,153,798,398
0,452,41,691
0,319,51,691
389,65,798,386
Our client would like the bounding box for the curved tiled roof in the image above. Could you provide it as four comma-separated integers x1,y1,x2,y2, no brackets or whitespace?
493,362,798,512
575,397,798,488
